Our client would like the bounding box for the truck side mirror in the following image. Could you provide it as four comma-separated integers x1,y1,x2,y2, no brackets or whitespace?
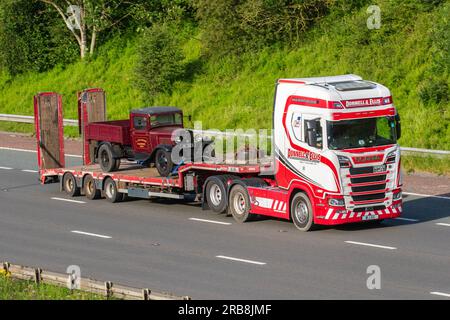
305,120,318,148
395,114,401,140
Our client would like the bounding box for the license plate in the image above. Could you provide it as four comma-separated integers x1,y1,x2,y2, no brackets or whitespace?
373,165,386,173
362,215,379,221
362,214,378,221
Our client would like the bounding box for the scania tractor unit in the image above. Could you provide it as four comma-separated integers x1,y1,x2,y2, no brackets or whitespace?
34,75,402,231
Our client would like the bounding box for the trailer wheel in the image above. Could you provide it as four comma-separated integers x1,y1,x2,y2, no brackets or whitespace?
155,149,174,177
228,184,252,223
98,144,117,172
205,178,228,213
84,175,100,200
291,192,315,232
63,173,80,197
103,178,124,203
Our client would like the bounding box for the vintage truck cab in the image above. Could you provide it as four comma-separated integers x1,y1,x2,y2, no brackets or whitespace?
86,106,184,176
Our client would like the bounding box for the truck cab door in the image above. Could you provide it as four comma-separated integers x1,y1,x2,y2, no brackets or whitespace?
131,114,152,156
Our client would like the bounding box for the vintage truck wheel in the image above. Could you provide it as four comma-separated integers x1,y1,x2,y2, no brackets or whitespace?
155,149,174,177
98,144,117,172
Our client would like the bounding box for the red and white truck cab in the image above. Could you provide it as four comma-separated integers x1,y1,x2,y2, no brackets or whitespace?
258,74,402,230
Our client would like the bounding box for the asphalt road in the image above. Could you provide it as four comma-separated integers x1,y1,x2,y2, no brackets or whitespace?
0,148,449,299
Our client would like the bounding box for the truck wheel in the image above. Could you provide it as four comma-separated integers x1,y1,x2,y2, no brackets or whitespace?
103,178,124,203
205,178,228,213
63,173,80,197
229,184,252,223
84,175,100,200
98,144,116,172
155,149,173,177
291,192,315,232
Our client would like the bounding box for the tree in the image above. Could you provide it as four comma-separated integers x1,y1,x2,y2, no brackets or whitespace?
134,24,185,98
38,0,137,58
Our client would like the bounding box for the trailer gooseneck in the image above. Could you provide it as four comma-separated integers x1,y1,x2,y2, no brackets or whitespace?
34,75,403,231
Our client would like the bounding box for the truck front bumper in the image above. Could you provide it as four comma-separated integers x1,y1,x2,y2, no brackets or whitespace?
314,200,402,226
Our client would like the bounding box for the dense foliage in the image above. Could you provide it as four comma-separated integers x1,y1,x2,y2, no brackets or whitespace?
0,0,448,153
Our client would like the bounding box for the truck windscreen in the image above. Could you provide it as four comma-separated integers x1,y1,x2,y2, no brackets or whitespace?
150,113,182,127
327,116,397,150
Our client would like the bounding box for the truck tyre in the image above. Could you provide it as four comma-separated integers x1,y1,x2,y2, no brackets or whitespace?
155,149,174,177
63,173,80,197
103,177,124,203
84,175,100,200
205,178,228,213
291,192,315,232
114,159,121,171
98,144,116,172
228,184,252,223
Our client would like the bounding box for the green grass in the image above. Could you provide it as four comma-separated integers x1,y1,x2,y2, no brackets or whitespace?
401,154,450,176
0,1,448,161
0,274,106,300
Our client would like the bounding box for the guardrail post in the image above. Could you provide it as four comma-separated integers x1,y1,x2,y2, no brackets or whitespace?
34,268,43,285
105,281,113,299
142,288,151,300
3,262,10,275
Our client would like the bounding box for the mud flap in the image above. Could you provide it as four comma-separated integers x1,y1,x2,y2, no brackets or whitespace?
78,88,106,165
33,92,64,183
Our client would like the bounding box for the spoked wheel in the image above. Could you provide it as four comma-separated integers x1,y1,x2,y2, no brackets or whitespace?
155,149,174,177
103,177,124,203
84,175,101,200
228,184,253,223
205,178,228,213
291,192,315,232
63,173,80,197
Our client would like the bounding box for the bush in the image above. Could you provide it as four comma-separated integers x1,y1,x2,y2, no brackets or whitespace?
134,24,185,99
194,0,334,57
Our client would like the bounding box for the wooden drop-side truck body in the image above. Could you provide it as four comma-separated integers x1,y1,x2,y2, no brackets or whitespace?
34,75,403,232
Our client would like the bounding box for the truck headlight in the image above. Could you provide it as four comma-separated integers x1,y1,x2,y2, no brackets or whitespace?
338,156,351,168
329,198,345,207
393,191,402,200
386,151,396,164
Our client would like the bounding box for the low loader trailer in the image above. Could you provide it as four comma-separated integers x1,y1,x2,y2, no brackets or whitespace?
34,75,403,231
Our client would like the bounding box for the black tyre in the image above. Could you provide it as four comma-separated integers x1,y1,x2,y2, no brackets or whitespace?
228,184,252,223
291,192,315,232
98,144,116,172
103,178,124,203
84,175,101,200
114,158,121,171
63,173,80,197
155,149,174,177
205,178,228,213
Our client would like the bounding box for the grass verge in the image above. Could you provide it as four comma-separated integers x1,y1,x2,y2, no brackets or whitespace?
0,274,106,300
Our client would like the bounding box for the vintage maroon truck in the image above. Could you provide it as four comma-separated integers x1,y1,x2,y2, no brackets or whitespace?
85,107,184,176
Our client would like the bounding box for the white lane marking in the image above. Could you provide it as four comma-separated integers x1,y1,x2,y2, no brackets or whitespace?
345,241,397,250
430,291,450,298
21,169,38,173
51,197,86,204
394,217,419,222
216,255,266,265
71,230,111,239
189,218,231,225
0,166,13,170
436,223,450,227
403,192,450,200
0,146,81,158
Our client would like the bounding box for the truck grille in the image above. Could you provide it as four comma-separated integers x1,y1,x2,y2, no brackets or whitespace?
348,166,388,205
